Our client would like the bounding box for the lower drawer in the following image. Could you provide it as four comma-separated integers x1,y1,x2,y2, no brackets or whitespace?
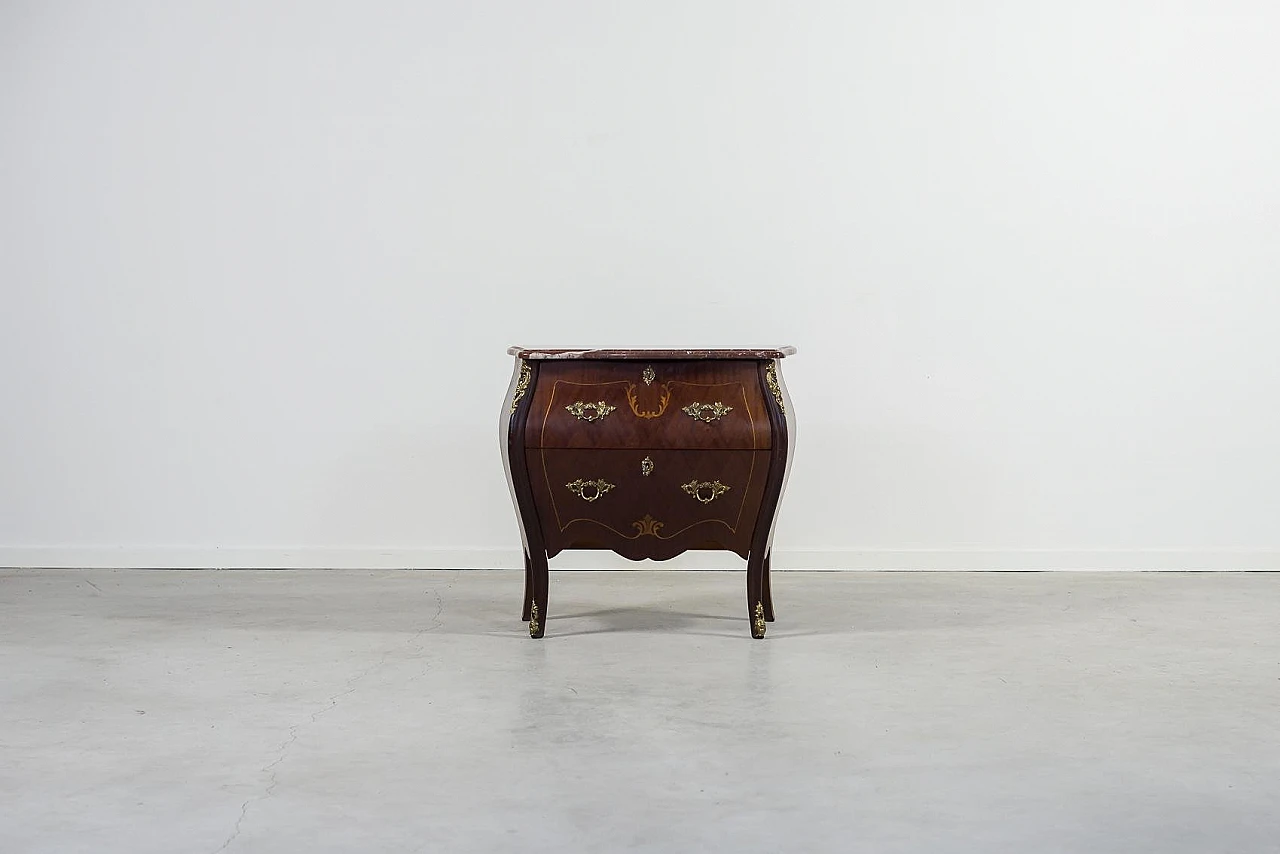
528,449,770,560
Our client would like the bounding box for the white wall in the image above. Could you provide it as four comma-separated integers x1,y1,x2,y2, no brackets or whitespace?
2,1,1278,570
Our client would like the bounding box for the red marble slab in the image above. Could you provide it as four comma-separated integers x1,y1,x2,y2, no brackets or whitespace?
508,346,796,360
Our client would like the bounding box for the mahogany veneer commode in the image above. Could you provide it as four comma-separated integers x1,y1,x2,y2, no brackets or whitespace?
500,346,796,639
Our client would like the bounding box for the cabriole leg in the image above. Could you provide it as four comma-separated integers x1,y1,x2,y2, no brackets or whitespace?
528,550,549,639
746,551,766,639
521,551,533,621
762,550,775,622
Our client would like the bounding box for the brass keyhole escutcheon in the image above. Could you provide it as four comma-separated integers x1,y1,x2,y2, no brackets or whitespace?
641,456,654,477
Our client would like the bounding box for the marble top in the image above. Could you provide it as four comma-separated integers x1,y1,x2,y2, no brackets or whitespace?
509,346,796,360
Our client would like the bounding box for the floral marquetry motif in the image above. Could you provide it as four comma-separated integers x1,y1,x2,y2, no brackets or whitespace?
632,514,664,536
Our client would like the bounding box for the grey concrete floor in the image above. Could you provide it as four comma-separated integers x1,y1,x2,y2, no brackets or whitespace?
1,570,1278,854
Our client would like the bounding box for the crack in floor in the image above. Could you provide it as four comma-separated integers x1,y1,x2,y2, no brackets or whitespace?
209,573,454,854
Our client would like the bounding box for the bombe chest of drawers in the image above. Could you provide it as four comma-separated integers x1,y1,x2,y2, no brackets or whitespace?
500,346,796,639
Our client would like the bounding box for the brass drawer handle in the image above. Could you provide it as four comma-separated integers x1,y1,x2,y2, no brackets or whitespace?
682,401,733,423
566,478,615,503
565,401,617,422
682,479,730,504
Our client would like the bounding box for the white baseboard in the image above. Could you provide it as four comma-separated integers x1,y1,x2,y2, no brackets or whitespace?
1,547,1277,570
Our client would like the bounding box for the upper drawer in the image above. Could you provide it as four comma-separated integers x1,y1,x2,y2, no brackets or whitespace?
524,360,771,450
